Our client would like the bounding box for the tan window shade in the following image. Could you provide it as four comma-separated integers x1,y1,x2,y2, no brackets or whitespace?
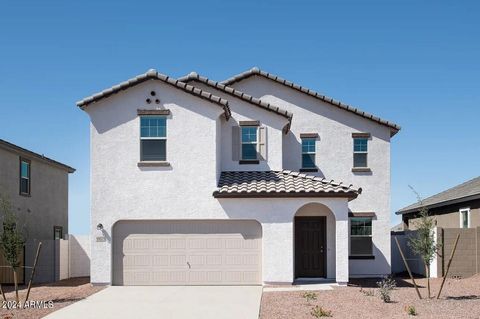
232,126,240,161
258,126,267,161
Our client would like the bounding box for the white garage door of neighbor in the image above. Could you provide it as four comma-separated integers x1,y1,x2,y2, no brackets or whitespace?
112,220,262,286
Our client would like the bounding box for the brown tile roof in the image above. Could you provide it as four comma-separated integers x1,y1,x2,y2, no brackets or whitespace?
179,72,293,131
397,176,480,214
0,139,75,173
222,67,401,136
77,69,231,119
213,170,361,199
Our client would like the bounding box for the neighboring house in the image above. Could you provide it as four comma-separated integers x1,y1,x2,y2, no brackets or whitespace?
0,139,75,283
77,67,400,286
397,176,480,230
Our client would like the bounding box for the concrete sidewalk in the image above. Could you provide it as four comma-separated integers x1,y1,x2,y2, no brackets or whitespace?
44,286,262,319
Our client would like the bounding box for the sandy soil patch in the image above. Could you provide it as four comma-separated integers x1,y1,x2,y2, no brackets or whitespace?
261,275,480,318
0,277,105,319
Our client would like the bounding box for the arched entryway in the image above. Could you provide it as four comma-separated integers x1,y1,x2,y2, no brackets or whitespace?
294,203,336,279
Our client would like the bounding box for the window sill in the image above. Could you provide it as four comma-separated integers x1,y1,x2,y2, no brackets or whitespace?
239,160,260,165
299,168,318,172
137,161,170,167
19,193,31,197
349,255,375,260
352,167,371,173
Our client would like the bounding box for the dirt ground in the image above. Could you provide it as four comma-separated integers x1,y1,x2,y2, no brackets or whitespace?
261,275,480,318
0,277,104,319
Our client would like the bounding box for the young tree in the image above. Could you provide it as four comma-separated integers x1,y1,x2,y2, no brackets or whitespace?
0,194,25,303
407,187,440,298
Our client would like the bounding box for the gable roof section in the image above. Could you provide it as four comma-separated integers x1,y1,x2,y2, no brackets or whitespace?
178,72,293,131
222,67,401,136
397,176,480,214
0,139,75,173
213,170,361,200
77,69,231,119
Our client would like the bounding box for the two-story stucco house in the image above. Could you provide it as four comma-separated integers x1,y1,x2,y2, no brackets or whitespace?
0,139,75,283
77,67,400,286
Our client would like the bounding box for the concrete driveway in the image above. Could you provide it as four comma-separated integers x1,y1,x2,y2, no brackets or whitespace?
44,286,263,319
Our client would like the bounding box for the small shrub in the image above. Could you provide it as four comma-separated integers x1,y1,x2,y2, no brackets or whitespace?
310,305,332,318
303,291,318,304
405,305,417,316
376,276,396,303
360,287,375,296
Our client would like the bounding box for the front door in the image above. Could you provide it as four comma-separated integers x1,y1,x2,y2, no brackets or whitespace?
295,216,326,278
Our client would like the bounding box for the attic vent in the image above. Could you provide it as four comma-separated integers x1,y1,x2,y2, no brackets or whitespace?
146,98,152,104
150,91,156,96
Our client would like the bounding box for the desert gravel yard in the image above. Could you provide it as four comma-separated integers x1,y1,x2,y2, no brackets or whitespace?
0,277,104,319
261,275,480,319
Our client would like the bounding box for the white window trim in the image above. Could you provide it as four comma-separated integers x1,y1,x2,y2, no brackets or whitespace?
459,208,471,228
301,138,316,168
139,116,167,161
349,217,373,256
240,126,258,161
353,138,368,168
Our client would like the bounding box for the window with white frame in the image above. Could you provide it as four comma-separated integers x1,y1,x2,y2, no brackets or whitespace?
301,138,316,168
20,158,30,195
353,137,368,168
460,208,470,228
140,116,167,161
241,126,258,160
350,217,373,256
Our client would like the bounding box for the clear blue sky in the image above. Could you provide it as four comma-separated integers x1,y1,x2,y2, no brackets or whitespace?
1,1,479,234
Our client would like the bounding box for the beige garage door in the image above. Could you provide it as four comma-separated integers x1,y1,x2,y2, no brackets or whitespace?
112,220,262,285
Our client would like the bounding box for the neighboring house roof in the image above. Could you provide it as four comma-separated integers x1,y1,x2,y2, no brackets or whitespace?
0,139,75,173
397,176,480,214
391,223,404,232
221,67,401,136
76,69,231,119
178,72,293,132
213,170,361,199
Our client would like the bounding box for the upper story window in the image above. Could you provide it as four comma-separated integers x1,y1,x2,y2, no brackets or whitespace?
350,217,373,256
353,137,368,168
241,126,258,161
19,158,31,196
301,138,316,168
460,208,470,228
140,116,166,161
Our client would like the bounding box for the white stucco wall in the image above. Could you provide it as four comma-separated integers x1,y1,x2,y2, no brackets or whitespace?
187,81,289,172
231,76,393,276
85,72,396,284
85,79,352,284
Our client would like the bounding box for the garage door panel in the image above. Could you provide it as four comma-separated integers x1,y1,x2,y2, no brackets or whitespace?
113,220,261,285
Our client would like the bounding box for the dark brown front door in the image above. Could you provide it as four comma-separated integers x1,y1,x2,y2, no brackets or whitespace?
295,216,326,278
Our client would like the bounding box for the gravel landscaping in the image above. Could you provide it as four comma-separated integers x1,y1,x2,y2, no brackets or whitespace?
0,277,104,319
261,275,480,318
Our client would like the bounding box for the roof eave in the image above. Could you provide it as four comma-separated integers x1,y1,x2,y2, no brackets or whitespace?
221,67,401,135
212,191,359,200
179,72,293,131
76,70,231,120
396,193,480,215
0,140,75,173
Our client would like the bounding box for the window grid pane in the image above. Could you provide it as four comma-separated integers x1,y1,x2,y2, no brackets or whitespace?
241,127,258,160
140,116,166,138
21,162,29,178
301,138,316,168
350,217,373,255
353,153,368,168
141,140,166,161
354,138,368,152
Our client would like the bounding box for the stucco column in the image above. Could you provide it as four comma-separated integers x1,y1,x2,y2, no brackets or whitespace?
335,202,349,285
